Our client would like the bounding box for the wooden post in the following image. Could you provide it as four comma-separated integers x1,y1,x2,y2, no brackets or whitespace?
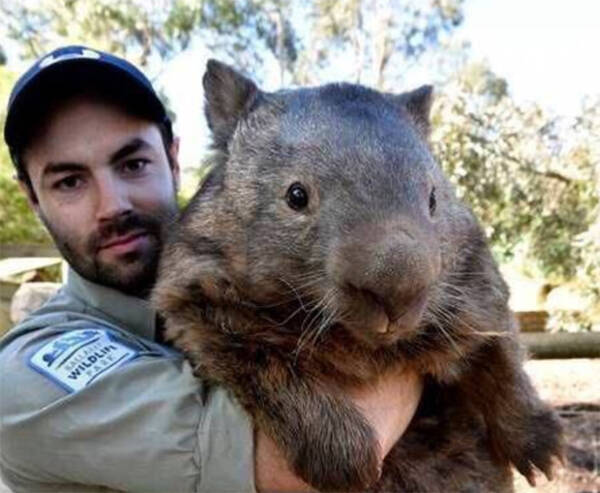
521,332,600,359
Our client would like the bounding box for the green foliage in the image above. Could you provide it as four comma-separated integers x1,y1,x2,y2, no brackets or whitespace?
0,173,51,245
431,62,598,286
0,0,465,87
0,66,50,244
0,0,286,76
0,0,206,66
290,0,464,87
0,0,597,323
569,97,600,300
312,0,463,64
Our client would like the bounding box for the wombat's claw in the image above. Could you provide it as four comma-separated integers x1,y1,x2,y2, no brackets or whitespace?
507,408,564,485
541,454,566,482
522,463,555,487
512,459,535,487
514,449,560,486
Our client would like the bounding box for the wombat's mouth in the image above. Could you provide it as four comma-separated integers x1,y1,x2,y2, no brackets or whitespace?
337,287,429,346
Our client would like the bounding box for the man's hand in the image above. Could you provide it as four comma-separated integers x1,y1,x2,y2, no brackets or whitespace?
346,365,424,460
255,367,424,492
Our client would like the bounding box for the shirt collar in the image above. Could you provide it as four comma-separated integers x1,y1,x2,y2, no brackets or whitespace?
65,268,157,340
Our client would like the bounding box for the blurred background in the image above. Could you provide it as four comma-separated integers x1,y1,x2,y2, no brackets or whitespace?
0,0,598,334
0,1,597,492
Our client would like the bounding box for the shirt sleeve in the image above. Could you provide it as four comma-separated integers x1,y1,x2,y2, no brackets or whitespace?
0,325,255,493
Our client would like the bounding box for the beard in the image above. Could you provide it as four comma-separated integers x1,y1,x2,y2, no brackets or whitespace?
42,202,178,297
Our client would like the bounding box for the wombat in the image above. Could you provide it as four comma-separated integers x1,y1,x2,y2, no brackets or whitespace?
152,60,564,492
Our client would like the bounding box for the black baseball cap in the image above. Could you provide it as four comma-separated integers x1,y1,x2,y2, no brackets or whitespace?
4,45,171,164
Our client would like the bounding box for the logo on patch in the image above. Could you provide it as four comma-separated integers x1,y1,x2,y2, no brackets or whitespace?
41,329,98,366
29,329,138,392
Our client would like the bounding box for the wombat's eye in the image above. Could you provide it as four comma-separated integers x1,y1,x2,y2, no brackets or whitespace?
286,183,309,210
429,187,437,216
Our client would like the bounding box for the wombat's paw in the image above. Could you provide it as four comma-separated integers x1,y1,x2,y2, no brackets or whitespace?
290,409,381,492
293,439,380,492
504,408,564,486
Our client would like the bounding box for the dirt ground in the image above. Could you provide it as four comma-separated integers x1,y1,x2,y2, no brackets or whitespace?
513,359,599,493
0,359,597,493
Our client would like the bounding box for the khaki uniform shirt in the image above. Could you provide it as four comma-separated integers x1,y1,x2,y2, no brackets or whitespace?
0,269,255,493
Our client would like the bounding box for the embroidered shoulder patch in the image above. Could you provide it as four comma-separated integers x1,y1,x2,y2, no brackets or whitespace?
29,329,138,392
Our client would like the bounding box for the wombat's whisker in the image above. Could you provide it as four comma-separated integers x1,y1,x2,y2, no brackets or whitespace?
296,305,327,352
278,277,307,312
292,272,329,290
306,290,339,354
284,296,325,324
432,322,464,358
427,299,465,327
445,271,490,279
275,272,329,307
428,298,509,342
469,330,511,338
293,269,328,282
435,281,469,298
295,288,337,357
424,301,467,355
305,311,337,358
247,297,300,309
304,288,332,321
295,313,321,356
293,281,327,298
275,303,310,327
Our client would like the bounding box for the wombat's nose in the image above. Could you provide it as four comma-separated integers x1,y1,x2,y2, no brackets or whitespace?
350,284,428,326
330,220,440,327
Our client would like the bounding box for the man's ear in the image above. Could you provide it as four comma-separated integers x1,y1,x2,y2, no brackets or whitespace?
168,137,181,192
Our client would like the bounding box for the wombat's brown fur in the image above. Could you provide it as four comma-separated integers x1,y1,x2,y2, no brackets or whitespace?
152,60,563,492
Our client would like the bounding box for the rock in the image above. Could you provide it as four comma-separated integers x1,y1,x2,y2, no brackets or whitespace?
10,282,60,324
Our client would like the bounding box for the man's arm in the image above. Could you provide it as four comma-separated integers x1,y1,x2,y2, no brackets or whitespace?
1,321,421,493
0,323,254,493
255,367,424,492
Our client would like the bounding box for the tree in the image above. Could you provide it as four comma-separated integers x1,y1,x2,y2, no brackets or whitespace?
1,0,596,326
571,96,600,300
0,0,465,89
293,0,464,88
0,0,296,82
431,61,598,292
0,65,50,244
0,0,207,67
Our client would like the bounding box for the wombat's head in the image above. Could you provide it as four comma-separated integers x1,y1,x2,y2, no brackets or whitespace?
159,60,505,350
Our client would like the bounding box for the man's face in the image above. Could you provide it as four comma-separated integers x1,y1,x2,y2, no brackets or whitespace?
22,97,180,296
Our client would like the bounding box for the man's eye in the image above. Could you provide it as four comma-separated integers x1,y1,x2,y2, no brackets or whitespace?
122,159,149,174
54,175,82,190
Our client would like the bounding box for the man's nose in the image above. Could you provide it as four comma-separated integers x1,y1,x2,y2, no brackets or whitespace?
95,174,133,222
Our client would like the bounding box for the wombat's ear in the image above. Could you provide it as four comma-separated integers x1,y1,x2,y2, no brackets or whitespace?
395,85,434,137
203,59,259,149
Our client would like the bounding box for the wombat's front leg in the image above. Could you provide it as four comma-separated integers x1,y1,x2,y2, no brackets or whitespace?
243,363,382,492
169,319,381,491
460,337,563,485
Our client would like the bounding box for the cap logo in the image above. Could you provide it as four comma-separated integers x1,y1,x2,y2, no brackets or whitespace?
39,48,101,69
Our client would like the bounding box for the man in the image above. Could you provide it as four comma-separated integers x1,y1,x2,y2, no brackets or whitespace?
0,46,423,492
